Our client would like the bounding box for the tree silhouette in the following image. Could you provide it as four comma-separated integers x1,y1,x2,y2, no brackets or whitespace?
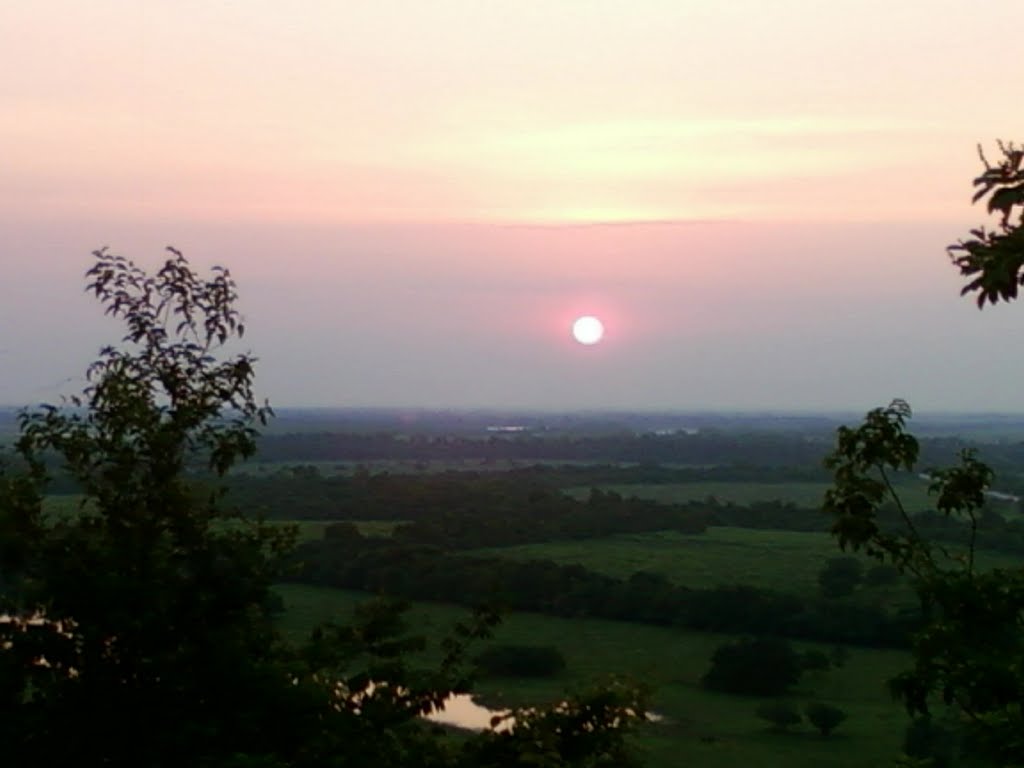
0,248,644,768
824,141,1024,765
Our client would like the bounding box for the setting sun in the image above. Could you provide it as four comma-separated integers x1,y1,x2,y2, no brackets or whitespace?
572,315,605,345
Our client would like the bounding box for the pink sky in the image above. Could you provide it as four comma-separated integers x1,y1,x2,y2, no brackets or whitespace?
2,1,1023,410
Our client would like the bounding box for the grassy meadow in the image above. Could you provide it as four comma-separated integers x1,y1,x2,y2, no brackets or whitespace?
474,527,879,597
274,583,911,768
42,482,1010,767
471,525,1020,605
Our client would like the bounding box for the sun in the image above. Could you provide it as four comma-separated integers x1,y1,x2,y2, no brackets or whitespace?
572,315,605,345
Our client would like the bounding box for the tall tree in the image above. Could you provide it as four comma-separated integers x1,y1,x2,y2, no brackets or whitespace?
0,249,644,768
823,142,1024,765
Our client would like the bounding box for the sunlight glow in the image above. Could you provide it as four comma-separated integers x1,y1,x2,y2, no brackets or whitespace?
572,316,605,346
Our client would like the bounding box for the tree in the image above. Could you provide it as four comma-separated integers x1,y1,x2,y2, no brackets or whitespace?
824,401,1023,761
701,636,803,696
804,701,847,736
0,250,300,766
823,142,1024,765
0,249,645,768
474,644,567,678
755,700,802,731
949,141,1024,307
817,556,863,599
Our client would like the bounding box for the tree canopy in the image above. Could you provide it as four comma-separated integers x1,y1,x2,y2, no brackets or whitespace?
950,141,1024,306
0,249,645,768
700,636,803,696
824,141,1024,765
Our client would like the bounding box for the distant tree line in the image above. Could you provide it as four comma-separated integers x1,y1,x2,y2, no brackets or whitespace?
253,431,840,467
222,470,1024,555
251,429,1024,476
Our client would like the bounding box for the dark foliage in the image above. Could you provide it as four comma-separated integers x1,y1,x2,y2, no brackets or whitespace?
253,430,832,468
701,637,803,696
292,532,913,648
825,400,1024,762
817,557,864,599
755,701,802,731
902,716,962,768
824,144,1024,765
804,702,847,736
474,644,567,678
950,141,1024,307
0,250,645,768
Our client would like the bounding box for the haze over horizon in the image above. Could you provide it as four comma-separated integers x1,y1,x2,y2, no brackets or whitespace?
3,1,1023,412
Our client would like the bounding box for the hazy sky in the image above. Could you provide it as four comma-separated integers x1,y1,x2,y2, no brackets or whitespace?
3,1,1024,411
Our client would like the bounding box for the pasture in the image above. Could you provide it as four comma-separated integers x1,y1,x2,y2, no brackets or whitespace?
474,527,866,597
472,525,1020,602
274,583,911,768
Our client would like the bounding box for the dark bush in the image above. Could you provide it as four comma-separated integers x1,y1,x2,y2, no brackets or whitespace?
474,644,567,678
818,557,864,599
805,701,847,736
756,701,802,731
701,637,803,696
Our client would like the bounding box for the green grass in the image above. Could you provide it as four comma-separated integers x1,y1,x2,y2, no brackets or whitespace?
472,526,1020,602
474,527,877,597
274,583,911,768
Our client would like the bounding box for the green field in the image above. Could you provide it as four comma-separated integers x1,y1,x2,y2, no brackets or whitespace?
274,583,911,768
473,526,1019,600
473,527,885,597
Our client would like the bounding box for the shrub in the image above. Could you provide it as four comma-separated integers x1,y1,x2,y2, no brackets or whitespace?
756,701,802,731
474,644,567,678
818,557,863,599
805,701,847,736
701,637,802,696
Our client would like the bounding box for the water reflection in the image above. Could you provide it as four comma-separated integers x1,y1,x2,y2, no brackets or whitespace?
1,620,660,734
425,693,512,731
424,693,662,732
